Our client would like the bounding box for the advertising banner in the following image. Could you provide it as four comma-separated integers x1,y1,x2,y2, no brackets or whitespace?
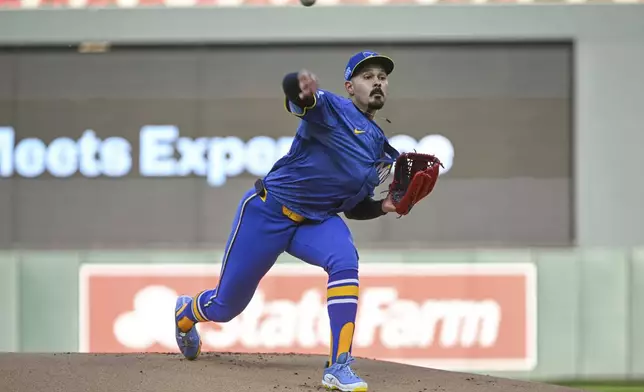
0,125,453,188
79,262,537,371
0,44,572,249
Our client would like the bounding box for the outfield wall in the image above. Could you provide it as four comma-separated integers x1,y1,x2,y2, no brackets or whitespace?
0,249,643,382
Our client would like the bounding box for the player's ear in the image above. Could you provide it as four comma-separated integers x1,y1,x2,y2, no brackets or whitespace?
344,81,354,96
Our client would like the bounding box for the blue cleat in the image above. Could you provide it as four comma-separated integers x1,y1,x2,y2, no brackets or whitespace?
322,352,368,391
174,295,202,360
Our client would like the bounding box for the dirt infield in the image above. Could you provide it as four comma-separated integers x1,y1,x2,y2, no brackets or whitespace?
0,352,583,392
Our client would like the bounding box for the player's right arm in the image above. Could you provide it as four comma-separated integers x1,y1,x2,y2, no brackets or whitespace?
282,70,333,127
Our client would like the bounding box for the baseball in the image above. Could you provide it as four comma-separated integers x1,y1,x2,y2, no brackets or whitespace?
300,0,315,6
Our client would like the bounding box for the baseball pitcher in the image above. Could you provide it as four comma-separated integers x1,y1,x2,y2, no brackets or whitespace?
174,51,442,392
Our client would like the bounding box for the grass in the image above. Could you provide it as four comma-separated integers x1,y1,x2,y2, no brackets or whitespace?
552,382,644,392
569,387,644,392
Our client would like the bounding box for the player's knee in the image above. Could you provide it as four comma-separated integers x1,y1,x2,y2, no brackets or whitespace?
326,248,359,276
202,300,246,323
214,310,237,323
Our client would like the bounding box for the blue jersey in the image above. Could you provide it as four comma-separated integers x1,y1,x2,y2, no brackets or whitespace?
263,89,400,222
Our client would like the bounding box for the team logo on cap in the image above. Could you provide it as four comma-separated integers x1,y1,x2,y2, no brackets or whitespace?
345,66,352,80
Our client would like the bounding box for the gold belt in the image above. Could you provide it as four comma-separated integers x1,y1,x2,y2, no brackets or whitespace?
282,205,305,223
255,179,305,223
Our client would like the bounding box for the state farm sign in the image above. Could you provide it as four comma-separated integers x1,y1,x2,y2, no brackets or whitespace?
79,263,537,371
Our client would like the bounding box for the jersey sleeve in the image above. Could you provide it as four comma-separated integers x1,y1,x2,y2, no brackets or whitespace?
344,197,387,220
284,90,336,129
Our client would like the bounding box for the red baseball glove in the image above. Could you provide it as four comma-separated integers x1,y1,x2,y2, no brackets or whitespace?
387,152,443,216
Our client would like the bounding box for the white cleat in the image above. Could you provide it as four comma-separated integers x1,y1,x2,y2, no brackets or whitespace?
321,353,368,392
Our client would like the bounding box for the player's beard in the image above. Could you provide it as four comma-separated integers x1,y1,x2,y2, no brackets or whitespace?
368,95,385,110
368,88,386,110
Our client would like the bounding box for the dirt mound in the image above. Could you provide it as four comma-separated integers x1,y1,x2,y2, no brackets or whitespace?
0,352,581,392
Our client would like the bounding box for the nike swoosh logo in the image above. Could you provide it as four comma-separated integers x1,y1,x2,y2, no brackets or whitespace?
354,129,366,134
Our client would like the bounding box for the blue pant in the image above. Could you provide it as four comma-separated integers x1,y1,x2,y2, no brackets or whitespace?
190,186,360,364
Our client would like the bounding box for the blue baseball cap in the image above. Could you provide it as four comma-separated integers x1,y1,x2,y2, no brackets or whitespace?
344,51,395,81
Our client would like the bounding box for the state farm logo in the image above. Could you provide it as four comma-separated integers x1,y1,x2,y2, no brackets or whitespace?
79,263,536,372
112,285,178,350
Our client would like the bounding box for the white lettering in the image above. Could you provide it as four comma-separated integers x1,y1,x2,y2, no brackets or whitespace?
208,288,498,351
115,284,500,355
417,134,455,174
0,125,455,185
205,138,226,187
0,128,134,178
198,289,330,351
239,291,265,348
176,137,207,176
389,133,454,175
206,137,245,187
245,136,276,177
221,137,246,178
259,299,298,349
0,127,15,177
202,318,241,349
46,137,78,177
317,302,331,348
419,299,500,348
355,288,396,347
388,134,417,155
297,290,324,348
101,137,132,177
15,138,47,178
140,125,178,176
380,299,422,349
78,130,101,177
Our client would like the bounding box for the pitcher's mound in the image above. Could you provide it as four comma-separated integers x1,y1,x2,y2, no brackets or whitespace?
0,352,581,392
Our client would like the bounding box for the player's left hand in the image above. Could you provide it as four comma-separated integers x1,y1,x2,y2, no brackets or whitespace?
387,152,443,216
